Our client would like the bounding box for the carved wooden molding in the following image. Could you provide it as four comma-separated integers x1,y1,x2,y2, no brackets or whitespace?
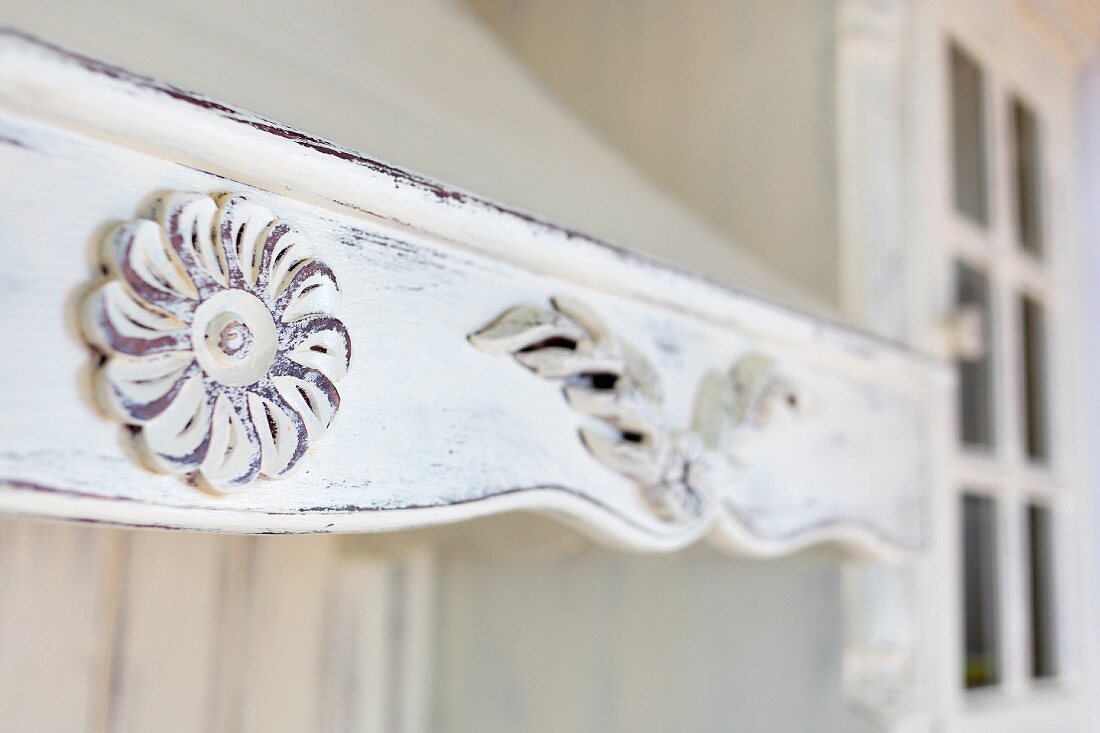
470,297,801,525
0,30,946,559
81,191,351,492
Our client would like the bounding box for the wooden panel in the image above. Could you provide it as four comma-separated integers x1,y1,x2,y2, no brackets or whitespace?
319,540,435,733
0,518,118,732
0,519,437,732
229,537,334,733
0,30,946,559
430,516,871,733
105,530,227,732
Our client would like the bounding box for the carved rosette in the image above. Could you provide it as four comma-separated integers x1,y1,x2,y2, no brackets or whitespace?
82,192,351,492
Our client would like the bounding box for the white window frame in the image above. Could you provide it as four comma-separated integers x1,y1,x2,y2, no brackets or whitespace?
910,1,1095,729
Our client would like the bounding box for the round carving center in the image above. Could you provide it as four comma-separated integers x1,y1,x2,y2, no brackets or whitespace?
191,290,279,387
217,320,253,359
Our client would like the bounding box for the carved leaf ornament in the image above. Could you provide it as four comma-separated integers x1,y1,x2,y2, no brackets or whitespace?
82,192,351,492
471,297,803,523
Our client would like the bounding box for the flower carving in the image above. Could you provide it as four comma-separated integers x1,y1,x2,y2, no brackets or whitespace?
82,192,351,492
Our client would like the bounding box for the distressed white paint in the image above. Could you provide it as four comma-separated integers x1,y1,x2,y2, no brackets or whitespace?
0,30,945,559
83,191,351,492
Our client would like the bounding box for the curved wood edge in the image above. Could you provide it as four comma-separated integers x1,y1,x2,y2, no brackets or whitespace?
0,479,916,561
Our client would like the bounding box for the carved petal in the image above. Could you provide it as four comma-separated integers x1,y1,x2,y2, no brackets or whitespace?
564,384,664,439
215,193,277,288
620,343,662,404
514,343,623,379
692,370,737,450
199,393,263,492
104,219,198,321
135,375,214,473
710,353,804,437
579,428,666,486
281,314,351,380
248,385,309,477
550,295,613,344
274,260,341,323
468,304,589,355
272,364,341,438
159,192,226,293
255,223,317,305
83,282,191,357
97,353,197,423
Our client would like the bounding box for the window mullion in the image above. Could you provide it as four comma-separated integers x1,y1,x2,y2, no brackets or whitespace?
993,67,1036,694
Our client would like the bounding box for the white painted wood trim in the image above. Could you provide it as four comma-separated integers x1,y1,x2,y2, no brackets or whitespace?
907,1,1098,729
0,28,949,560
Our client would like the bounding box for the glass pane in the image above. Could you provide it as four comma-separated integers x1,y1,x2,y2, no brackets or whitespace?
962,493,1000,689
1027,504,1058,679
1011,98,1044,256
1020,295,1049,462
950,43,990,226
956,263,994,447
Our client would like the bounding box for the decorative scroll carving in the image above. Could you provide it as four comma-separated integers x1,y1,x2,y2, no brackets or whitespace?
469,297,710,521
81,192,351,493
693,353,802,456
470,297,802,522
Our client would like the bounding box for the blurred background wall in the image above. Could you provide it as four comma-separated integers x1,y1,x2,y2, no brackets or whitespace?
0,513,874,732
462,0,843,305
